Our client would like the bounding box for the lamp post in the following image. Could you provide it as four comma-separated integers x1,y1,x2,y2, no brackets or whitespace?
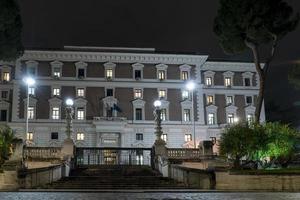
23,77,35,143
153,100,165,144
65,98,74,140
186,80,196,148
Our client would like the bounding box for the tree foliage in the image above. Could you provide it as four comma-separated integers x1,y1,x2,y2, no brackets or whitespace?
0,0,23,61
220,122,299,169
0,125,16,167
214,0,299,122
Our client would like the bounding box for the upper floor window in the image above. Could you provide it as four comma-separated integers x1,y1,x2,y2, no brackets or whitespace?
106,88,114,97
206,95,214,105
226,96,234,105
27,67,36,76
158,89,166,99
53,67,61,78
77,68,85,78
26,132,34,141
135,108,143,120
227,113,235,124
51,61,63,78
1,91,8,99
242,72,253,87
77,108,85,120
75,61,87,79
134,89,142,99
160,109,167,121
27,106,35,119
183,109,191,122
205,77,212,86
53,88,60,96
181,71,189,80
182,90,189,100
77,88,85,97
246,96,253,105
51,132,58,140
158,70,166,80
132,63,144,80
247,114,254,124
208,113,215,125
185,134,192,142
3,72,10,82
161,134,167,142
52,107,60,120
28,87,35,96
224,77,232,87
106,69,113,79
244,78,251,87
136,133,143,141
77,132,85,141
134,70,142,79
0,109,7,122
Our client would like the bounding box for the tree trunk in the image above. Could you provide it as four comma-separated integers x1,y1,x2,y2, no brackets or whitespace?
233,155,241,169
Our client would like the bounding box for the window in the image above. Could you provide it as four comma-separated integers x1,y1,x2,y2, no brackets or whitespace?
161,134,167,142
185,134,192,142
3,72,10,82
227,113,235,124
77,133,85,141
53,88,60,96
136,133,143,141
1,91,8,99
27,67,36,76
27,107,34,119
0,110,7,121
134,89,142,99
158,70,166,80
26,132,34,141
160,109,167,121
246,96,253,105
158,90,166,99
206,95,214,105
244,78,251,86
181,71,189,80
106,89,113,97
51,132,58,140
77,108,85,120
182,90,189,100
52,107,60,119
134,70,141,79
208,113,215,125
28,87,35,96
225,77,232,87
247,114,254,124
53,67,61,77
106,69,113,79
77,68,85,78
183,109,191,121
205,77,212,86
226,96,233,105
77,88,85,97
135,108,143,120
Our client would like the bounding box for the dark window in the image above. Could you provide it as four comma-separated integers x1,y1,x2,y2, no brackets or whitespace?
78,68,85,78
27,67,36,76
0,110,7,121
51,132,58,140
1,91,8,99
246,96,253,104
136,133,143,140
106,89,113,96
135,108,142,120
245,78,251,86
135,70,141,79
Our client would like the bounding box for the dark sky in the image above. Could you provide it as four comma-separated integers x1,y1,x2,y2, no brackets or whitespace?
19,0,300,126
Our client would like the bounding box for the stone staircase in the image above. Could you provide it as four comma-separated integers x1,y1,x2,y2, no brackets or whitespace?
46,166,194,190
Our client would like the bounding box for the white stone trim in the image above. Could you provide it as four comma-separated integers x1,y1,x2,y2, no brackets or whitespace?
205,93,215,105
0,100,10,122
242,72,253,86
180,100,193,122
102,96,118,117
25,60,38,76
133,88,143,99
203,62,257,72
132,99,146,121
50,60,63,78
205,105,218,125
23,97,37,120
76,86,86,98
75,61,87,79
104,62,116,80
74,98,87,120
179,64,191,80
203,71,215,86
157,88,168,100
132,63,144,80
48,97,62,120
156,64,168,80
225,105,238,123
51,85,61,97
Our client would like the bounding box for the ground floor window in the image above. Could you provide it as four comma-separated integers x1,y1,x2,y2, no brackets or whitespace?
185,134,192,142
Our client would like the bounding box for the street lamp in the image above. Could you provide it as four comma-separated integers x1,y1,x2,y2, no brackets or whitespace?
23,77,35,143
153,100,165,144
186,80,196,148
65,98,74,140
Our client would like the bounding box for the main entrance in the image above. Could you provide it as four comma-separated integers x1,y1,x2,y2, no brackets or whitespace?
75,147,154,167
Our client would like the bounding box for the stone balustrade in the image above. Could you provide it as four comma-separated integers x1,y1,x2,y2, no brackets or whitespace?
93,117,127,122
24,147,62,160
167,148,202,159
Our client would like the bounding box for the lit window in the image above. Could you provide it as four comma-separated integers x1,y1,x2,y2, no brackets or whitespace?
207,95,214,105
134,89,142,99
205,77,212,86
160,109,167,121
3,72,10,82
26,132,34,141
27,107,34,119
226,96,233,105
244,78,251,86
181,71,189,80
28,87,35,96
77,108,85,120
52,107,60,120
247,114,254,124
246,96,253,105
208,113,215,125
134,70,142,79
183,109,191,121
135,108,143,120
77,133,85,141
185,134,192,142
53,88,60,96
77,68,85,78
161,134,167,142
225,77,232,87
51,132,58,140
106,69,113,79
53,67,61,77
227,113,235,124
77,88,85,97
158,70,166,80
182,90,189,100
136,133,143,141
158,90,166,99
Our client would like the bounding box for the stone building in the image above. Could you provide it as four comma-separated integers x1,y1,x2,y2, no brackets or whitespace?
0,46,264,148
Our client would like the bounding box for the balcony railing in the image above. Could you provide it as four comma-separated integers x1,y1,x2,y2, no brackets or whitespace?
24,147,62,160
93,117,127,122
167,148,202,159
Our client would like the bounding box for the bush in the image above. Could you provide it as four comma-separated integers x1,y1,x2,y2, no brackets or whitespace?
0,125,16,167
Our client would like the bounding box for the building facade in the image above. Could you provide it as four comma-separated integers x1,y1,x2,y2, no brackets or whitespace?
0,47,265,149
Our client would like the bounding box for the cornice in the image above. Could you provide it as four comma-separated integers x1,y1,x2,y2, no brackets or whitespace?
21,50,208,65
203,61,257,72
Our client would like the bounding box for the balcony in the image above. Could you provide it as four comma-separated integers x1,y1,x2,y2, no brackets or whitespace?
93,117,127,122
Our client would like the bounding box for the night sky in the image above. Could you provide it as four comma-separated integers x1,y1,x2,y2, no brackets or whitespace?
18,0,300,126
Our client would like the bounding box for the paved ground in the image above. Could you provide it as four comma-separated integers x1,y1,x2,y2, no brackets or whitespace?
0,192,300,200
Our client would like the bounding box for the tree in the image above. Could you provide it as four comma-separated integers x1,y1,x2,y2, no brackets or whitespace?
288,63,300,90
0,0,23,61
0,125,16,167
214,0,299,122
